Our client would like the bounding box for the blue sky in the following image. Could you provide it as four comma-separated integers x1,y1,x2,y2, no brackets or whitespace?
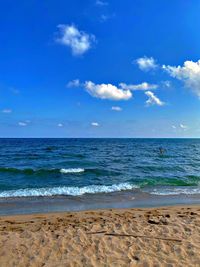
1,0,200,137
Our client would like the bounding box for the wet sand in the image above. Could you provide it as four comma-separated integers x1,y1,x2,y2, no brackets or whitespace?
0,205,200,266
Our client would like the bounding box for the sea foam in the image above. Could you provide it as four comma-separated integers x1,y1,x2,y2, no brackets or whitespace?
60,168,85,173
0,183,138,198
148,186,200,195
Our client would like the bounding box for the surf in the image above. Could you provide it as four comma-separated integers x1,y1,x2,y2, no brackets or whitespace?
0,183,138,198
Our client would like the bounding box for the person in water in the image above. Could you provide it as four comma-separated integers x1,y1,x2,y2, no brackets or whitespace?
159,147,166,155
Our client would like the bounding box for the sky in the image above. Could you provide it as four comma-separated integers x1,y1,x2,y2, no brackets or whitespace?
0,0,200,138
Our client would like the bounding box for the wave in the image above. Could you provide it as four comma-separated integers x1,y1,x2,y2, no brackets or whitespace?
138,177,198,187
0,167,85,175
1,183,200,198
148,186,200,196
0,183,138,198
0,167,120,176
60,168,84,173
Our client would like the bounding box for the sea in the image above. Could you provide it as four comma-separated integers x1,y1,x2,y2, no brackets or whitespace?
0,138,200,215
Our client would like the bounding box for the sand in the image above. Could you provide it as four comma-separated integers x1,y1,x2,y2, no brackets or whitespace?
0,205,200,267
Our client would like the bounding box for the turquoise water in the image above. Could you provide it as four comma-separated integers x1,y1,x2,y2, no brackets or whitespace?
0,138,200,198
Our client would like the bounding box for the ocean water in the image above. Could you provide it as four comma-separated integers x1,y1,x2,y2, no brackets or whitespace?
0,139,200,215
0,138,200,214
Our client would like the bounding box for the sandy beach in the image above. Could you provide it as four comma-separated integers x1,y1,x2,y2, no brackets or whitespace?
0,205,199,267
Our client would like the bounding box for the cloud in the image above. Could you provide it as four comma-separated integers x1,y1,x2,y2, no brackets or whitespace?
161,80,171,88
91,122,99,127
18,120,31,127
18,122,28,127
67,79,80,88
99,13,115,22
119,82,158,91
67,79,164,102
100,14,110,22
180,123,188,130
145,91,165,106
96,0,108,6
2,109,12,114
84,81,132,100
56,24,95,56
111,106,122,111
135,56,157,71
172,124,188,131
163,60,200,97
58,123,63,127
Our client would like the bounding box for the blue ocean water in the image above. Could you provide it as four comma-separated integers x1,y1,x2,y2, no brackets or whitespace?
0,138,200,198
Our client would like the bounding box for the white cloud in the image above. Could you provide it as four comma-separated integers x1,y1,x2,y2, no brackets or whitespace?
163,60,200,97
172,124,188,131
67,79,80,88
2,109,12,114
18,120,31,127
56,24,95,56
135,56,157,71
67,79,164,103
91,122,99,127
119,82,158,91
84,81,132,100
96,0,108,6
162,80,171,88
180,123,188,130
145,91,165,106
58,123,63,127
100,14,110,22
100,13,115,22
18,122,27,127
111,106,122,111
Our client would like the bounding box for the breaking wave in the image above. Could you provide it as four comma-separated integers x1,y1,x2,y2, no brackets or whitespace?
0,167,85,175
147,186,200,195
0,183,138,198
60,168,85,173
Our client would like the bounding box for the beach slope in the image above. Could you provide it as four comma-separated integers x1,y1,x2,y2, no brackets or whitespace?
0,206,200,266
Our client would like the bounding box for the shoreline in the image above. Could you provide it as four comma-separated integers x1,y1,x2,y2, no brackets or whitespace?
1,203,200,218
1,189,200,216
0,205,200,266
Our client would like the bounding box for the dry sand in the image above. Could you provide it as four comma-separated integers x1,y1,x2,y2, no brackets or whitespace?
0,205,200,267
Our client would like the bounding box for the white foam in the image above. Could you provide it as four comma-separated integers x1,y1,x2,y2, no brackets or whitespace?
0,183,138,198
148,187,200,196
60,168,85,173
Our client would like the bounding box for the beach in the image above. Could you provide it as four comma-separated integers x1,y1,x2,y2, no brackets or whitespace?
0,205,200,267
